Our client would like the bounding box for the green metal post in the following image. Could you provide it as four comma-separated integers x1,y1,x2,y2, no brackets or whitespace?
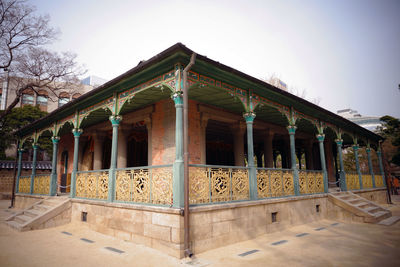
353,145,363,189
288,126,300,195
244,112,257,200
366,147,376,188
173,93,184,208
50,136,60,196
30,144,38,194
70,128,82,198
336,139,347,191
15,149,23,193
377,150,386,187
108,115,121,202
317,134,329,193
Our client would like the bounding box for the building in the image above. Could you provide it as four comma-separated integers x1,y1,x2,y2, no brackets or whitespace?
337,109,382,132
81,75,108,88
7,43,389,258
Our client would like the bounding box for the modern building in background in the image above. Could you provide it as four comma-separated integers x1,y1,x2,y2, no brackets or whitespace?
337,109,382,132
81,75,108,88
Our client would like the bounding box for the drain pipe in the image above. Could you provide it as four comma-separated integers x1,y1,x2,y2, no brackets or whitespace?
183,53,196,258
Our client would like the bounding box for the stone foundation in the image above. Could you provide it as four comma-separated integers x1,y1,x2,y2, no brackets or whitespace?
14,194,45,209
70,199,183,258
13,188,388,258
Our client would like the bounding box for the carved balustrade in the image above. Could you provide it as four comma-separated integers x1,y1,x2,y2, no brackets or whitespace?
18,176,31,194
189,165,250,204
345,172,360,190
33,174,50,195
115,165,173,205
75,170,109,200
257,168,295,198
298,170,325,194
361,173,373,189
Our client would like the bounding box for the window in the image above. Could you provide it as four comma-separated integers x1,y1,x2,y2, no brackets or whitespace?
22,93,34,105
58,92,70,107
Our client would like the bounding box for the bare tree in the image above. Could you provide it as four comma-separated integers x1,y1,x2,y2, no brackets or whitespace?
0,0,57,70
0,47,85,121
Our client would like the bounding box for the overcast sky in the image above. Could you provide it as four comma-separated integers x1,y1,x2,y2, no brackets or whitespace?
31,0,400,118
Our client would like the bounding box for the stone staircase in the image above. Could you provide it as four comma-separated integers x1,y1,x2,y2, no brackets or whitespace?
328,191,392,223
5,197,71,231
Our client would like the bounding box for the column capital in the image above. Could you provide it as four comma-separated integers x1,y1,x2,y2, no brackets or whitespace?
17,148,24,153
172,92,183,105
352,144,359,150
287,125,296,134
51,136,60,144
32,143,39,149
109,115,122,126
316,134,325,142
335,139,343,146
366,147,371,153
243,112,256,122
72,128,83,137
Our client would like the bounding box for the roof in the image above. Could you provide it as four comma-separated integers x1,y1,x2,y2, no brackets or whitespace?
0,161,52,170
15,43,383,143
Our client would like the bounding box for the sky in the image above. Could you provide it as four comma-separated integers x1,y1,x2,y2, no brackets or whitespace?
31,0,400,118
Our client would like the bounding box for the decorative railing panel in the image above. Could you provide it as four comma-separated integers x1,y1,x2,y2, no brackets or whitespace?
257,168,295,198
362,174,373,189
345,172,360,190
115,165,173,205
76,170,109,200
33,174,50,195
18,176,31,194
298,170,324,194
189,165,249,204
374,174,384,188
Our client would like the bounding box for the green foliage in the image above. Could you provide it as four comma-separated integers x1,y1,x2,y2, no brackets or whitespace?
379,115,400,166
0,105,51,159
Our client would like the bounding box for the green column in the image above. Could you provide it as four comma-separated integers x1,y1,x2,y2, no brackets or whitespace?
317,134,329,193
288,126,300,196
30,144,38,194
353,145,363,189
377,150,386,187
336,139,347,191
244,112,257,200
108,115,121,202
15,149,23,193
172,93,184,208
50,136,60,196
70,128,82,198
366,147,376,188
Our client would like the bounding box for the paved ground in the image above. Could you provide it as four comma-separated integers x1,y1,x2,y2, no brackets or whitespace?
0,195,399,267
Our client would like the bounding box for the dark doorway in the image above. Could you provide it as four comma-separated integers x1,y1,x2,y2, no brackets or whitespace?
206,120,234,166
127,122,148,167
60,151,68,193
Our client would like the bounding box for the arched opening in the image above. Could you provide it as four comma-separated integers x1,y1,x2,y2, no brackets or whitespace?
37,90,48,112
72,93,81,100
58,92,70,107
21,89,34,106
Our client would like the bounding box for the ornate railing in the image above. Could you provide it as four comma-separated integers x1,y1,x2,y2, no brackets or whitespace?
374,174,384,188
189,164,249,204
115,165,173,205
362,173,373,189
298,170,324,194
18,176,31,194
257,168,294,198
345,172,360,190
33,174,50,195
76,170,109,200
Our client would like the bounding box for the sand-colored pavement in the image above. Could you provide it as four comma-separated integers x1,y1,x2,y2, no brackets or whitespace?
1,195,399,267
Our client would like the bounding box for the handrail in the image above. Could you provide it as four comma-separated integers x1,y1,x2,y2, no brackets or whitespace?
189,164,249,169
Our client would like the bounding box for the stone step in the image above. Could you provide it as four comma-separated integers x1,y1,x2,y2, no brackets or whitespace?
33,204,52,211
43,199,61,206
14,215,32,224
6,220,22,230
365,211,391,223
363,206,381,214
24,209,41,218
349,199,363,205
378,216,400,226
357,202,373,209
